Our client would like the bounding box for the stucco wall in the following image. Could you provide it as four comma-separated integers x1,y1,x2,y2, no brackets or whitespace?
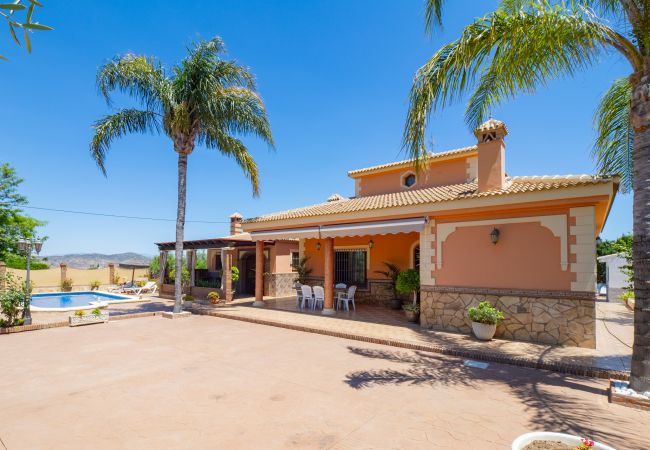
271,241,299,273
7,267,149,292
303,232,419,278
355,157,470,197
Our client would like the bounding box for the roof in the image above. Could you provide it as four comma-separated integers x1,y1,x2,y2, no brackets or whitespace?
243,175,616,224
155,232,296,250
347,146,477,178
474,118,508,135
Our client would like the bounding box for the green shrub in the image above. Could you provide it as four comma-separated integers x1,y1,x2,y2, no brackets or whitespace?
3,253,49,270
467,301,504,325
61,278,73,292
231,266,240,283
183,294,194,302
74,309,85,317
90,280,101,291
402,303,420,313
207,291,220,303
91,308,102,315
0,273,26,327
396,269,420,306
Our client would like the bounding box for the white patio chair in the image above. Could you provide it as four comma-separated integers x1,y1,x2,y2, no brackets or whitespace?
337,285,357,312
301,285,314,309
124,281,157,296
295,284,304,308
312,286,325,310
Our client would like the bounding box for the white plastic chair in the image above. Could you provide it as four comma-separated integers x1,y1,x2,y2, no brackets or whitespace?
337,285,357,311
295,284,304,308
312,286,325,310
301,285,314,309
124,281,158,296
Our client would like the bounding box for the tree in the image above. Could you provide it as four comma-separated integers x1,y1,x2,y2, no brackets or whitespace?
1,1,53,61
404,1,650,391
90,38,273,313
0,163,44,263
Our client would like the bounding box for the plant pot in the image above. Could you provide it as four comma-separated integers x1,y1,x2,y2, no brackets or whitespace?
511,432,615,450
404,310,419,323
471,321,497,340
69,312,109,327
390,298,402,310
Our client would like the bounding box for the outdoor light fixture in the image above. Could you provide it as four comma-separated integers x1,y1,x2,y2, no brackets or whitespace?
16,237,43,326
316,242,321,251
368,239,374,249
596,236,602,246
490,227,500,245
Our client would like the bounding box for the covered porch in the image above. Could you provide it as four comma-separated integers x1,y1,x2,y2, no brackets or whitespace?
248,217,428,315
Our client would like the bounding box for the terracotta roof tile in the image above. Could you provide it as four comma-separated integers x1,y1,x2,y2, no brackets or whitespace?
347,146,477,177
243,175,614,224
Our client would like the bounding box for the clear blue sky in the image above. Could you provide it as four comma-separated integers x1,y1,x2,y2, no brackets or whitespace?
1,0,632,256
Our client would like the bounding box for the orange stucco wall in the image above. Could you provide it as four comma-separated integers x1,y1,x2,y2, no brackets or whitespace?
356,158,469,197
271,241,299,273
303,232,419,278
433,220,574,290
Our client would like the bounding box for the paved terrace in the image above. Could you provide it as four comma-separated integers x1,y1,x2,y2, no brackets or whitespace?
22,294,633,378
1,315,647,450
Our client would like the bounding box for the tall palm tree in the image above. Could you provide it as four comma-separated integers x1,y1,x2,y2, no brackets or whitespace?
90,38,273,313
405,1,649,392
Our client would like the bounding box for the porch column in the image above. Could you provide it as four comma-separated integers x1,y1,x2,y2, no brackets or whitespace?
223,247,234,302
187,250,195,287
253,240,265,307
158,251,168,287
322,237,335,315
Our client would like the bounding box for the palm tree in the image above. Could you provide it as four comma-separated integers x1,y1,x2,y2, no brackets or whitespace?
405,1,649,392
90,38,273,313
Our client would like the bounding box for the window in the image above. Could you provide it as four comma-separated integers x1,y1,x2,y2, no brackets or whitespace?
402,172,416,188
335,249,367,288
290,251,300,271
413,245,420,270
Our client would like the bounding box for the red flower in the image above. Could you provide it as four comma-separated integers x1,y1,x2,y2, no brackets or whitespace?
580,437,595,447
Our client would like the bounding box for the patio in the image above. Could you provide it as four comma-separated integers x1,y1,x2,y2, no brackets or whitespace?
0,315,647,449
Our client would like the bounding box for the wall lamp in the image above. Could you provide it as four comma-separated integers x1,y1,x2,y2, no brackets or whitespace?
490,227,500,245
316,242,321,251
368,239,374,249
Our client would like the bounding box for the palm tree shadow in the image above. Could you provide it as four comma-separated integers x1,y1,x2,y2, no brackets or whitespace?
343,346,646,448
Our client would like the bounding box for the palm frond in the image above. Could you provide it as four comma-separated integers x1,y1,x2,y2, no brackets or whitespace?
210,87,274,148
404,3,630,168
97,54,170,112
424,0,444,34
201,127,260,196
592,77,633,193
214,59,256,90
90,109,161,175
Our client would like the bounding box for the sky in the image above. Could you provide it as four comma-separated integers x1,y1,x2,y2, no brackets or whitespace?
1,0,633,257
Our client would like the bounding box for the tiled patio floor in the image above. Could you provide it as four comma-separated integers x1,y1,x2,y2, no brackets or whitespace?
187,296,633,378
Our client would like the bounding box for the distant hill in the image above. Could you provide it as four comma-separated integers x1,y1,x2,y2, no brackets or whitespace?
42,253,151,269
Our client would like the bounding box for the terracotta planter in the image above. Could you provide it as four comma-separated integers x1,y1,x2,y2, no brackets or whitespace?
471,321,496,340
404,310,419,323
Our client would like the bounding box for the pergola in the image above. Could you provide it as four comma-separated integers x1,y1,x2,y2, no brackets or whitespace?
118,261,150,284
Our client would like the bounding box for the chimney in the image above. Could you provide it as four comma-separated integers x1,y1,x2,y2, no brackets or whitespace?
474,118,508,192
230,212,243,235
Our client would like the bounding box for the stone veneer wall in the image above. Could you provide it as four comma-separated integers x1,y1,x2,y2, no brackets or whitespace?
264,273,296,297
304,277,404,306
420,286,596,348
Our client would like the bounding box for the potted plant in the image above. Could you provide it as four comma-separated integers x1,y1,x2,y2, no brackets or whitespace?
231,266,240,295
207,291,220,305
374,261,402,309
90,280,101,291
396,268,420,322
467,301,504,340
291,256,312,286
511,432,613,450
69,307,109,327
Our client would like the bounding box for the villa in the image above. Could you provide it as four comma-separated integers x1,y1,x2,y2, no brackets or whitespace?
158,119,618,349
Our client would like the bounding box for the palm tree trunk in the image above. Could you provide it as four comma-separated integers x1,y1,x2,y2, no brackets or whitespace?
630,74,650,392
173,152,188,314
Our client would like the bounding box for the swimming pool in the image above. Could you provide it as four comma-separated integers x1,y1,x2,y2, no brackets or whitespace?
30,292,133,311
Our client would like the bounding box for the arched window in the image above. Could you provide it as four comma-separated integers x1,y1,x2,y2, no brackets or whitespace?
413,245,420,270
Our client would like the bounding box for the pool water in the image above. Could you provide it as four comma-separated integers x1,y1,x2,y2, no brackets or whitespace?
31,292,130,309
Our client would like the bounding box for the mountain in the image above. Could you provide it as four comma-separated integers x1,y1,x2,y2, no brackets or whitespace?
42,253,152,269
